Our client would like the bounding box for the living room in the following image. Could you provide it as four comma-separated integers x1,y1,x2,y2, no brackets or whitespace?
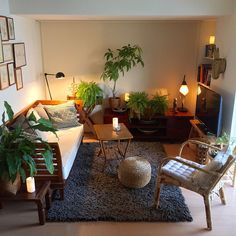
0,0,236,235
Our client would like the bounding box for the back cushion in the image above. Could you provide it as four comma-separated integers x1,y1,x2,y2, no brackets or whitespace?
44,101,80,129
33,103,49,120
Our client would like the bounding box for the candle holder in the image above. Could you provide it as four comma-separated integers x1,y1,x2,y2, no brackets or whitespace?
26,176,36,193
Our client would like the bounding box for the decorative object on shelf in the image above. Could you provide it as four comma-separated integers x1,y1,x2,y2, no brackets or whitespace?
26,176,36,193
0,16,9,41
15,67,23,90
7,17,15,40
0,101,56,195
173,98,178,113
3,43,13,62
112,107,127,113
178,75,189,112
212,57,226,80
44,72,65,100
0,64,9,90
101,44,144,109
124,92,130,103
0,33,4,63
7,62,15,85
205,35,216,58
13,43,27,68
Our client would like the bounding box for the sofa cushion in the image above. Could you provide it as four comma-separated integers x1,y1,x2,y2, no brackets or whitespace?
44,101,80,129
33,103,50,120
46,125,84,179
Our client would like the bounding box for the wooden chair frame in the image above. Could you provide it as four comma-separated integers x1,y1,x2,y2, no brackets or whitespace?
154,139,235,230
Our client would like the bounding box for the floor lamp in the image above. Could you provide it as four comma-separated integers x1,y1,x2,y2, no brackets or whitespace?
44,72,65,100
178,75,189,112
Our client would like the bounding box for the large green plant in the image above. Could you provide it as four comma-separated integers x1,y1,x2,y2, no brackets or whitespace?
101,44,144,97
75,81,103,114
0,101,57,183
127,92,169,120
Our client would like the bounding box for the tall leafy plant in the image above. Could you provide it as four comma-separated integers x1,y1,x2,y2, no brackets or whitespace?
101,44,144,97
0,101,57,183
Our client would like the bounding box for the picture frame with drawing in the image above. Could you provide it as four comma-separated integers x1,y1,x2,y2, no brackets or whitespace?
0,64,9,90
7,62,15,85
15,67,23,90
0,16,9,41
0,33,3,63
13,43,27,68
3,43,13,62
7,17,15,40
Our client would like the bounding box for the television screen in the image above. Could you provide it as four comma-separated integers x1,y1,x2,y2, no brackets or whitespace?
195,83,222,137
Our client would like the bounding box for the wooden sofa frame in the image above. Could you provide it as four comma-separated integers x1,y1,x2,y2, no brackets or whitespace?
7,100,84,200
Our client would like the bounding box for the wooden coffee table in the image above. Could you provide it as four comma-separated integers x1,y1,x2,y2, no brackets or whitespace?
93,123,133,169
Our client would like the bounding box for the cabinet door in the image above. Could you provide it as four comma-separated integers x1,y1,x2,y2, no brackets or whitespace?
167,116,192,141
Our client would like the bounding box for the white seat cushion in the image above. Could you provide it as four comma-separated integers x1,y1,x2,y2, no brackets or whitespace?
46,125,84,179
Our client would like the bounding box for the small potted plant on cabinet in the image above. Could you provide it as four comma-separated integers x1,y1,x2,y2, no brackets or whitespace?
101,44,144,109
0,102,57,195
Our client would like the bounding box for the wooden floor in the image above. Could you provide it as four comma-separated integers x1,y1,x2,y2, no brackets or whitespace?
0,140,236,236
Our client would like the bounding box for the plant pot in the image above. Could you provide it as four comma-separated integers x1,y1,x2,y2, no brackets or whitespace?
0,173,21,196
109,97,120,109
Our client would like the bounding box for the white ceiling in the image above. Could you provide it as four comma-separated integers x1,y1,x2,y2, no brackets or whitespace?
9,0,234,21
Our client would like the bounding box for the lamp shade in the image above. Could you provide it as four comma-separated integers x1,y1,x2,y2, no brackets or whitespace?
209,36,215,45
179,75,189,96
55,72,65,79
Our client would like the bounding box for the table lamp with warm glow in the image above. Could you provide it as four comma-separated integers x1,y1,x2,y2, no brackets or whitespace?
44,72,65,100
178,75,189,112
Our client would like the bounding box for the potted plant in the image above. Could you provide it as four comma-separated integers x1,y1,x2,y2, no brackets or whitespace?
0,101,57,195
75,81,103,115
127,92,169,121
101,44,144,109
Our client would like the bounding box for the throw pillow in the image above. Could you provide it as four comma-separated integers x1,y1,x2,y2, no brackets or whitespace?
191,159,223,189
44,101,80,129
33,103,49,120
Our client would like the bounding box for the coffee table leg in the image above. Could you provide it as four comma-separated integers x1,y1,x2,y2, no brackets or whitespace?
123,139,131,158
100,140,107,170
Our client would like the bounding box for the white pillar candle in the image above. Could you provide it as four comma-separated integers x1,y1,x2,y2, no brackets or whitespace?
26,177,36,193
112,117,119,129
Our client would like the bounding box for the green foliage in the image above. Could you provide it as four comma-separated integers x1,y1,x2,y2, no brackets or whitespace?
127,92,149,119
216,132,230,145
75,81,103,113
0,101,57,183
101,44,144,97
127,92,169,120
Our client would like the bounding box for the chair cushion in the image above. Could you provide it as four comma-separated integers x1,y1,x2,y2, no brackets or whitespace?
44,101,80,129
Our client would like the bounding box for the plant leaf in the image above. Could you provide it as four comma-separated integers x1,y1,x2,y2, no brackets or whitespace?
4,101,14,121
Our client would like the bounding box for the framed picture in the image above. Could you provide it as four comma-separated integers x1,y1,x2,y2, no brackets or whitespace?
7,17,15,40
0,64,9,90
3,43,13,62
13,43,27,68
7,63,15,85
0,16,9,41
0,33,3,63
15,67,23,90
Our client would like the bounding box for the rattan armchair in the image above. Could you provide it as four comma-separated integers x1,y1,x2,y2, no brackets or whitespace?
154,139,235,230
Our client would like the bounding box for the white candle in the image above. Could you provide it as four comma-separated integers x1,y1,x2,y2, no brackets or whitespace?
26,177,36,193
112,117,119,129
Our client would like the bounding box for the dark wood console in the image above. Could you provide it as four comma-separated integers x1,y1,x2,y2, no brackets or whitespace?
104,108,193,142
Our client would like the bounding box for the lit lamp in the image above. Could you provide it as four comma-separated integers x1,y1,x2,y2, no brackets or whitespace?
178,75,189,112
26,177,35,193
124,93,130,103
44,72,65,100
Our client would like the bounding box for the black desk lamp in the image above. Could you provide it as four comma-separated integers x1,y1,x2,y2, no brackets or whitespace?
44,72,65,100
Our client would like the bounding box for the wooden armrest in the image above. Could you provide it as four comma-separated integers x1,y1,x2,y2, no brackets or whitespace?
179,139,222,156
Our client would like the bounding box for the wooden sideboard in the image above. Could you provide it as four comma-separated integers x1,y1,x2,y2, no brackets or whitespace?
104,108,193,142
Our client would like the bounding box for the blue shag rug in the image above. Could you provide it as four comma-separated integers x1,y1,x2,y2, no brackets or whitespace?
47,141,192,222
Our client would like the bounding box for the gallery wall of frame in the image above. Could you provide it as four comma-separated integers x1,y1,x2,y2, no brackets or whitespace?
0,15,26,91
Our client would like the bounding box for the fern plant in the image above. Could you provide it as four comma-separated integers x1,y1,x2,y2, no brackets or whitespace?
0,101,57,183
101,44,144,97
76,81,103,114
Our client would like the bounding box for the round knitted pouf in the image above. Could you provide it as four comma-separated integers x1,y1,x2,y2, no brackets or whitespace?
118,156,151,188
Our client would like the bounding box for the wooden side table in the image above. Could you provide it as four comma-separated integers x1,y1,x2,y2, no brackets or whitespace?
0,181,51,225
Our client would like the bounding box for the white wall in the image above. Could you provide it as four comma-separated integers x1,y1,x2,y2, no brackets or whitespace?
41,20,200,113
0,0,45,117
210,2,236,136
